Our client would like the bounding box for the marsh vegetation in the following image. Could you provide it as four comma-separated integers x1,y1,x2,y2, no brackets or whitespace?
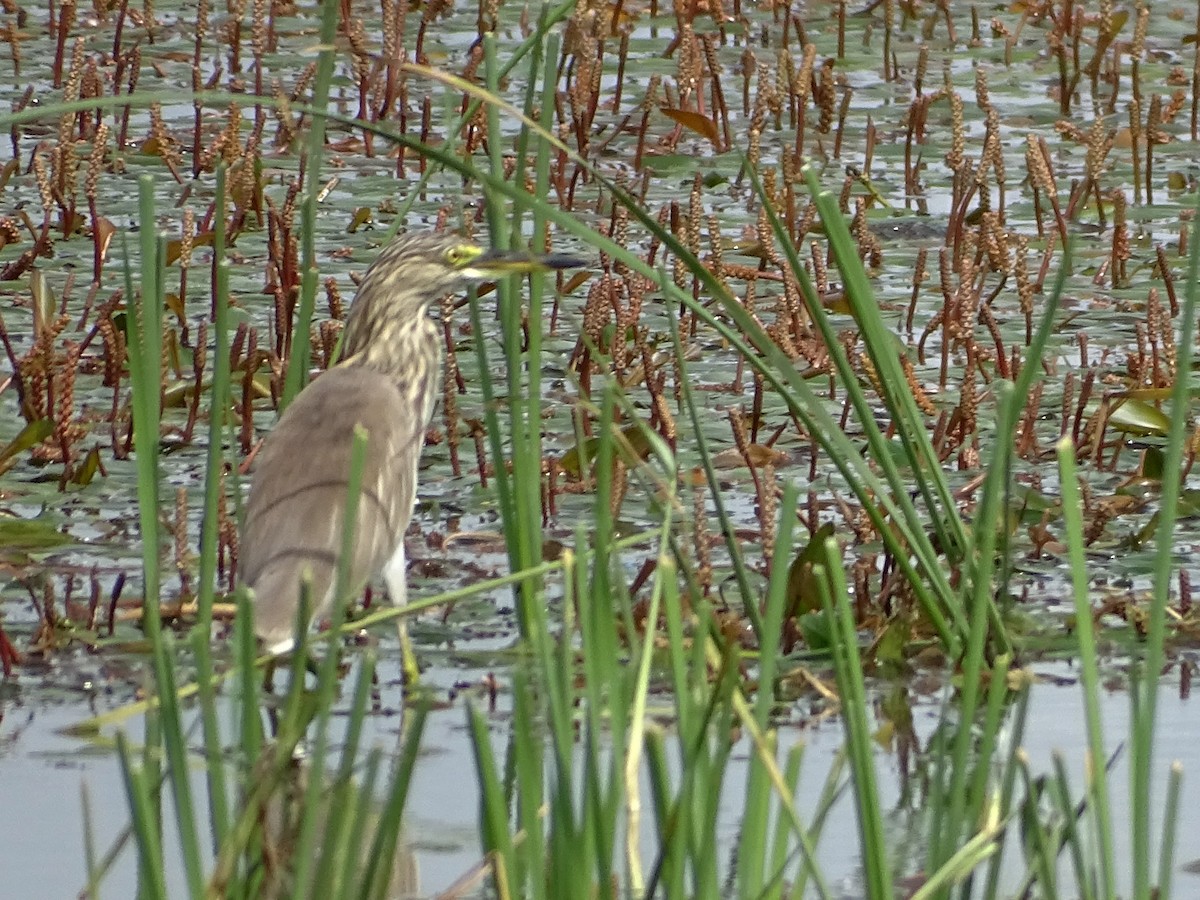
1,0,1199,897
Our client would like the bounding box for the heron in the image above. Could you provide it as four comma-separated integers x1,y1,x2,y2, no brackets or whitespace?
238,230,582,682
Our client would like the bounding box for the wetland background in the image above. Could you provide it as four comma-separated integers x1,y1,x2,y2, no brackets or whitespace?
1,0,1199,897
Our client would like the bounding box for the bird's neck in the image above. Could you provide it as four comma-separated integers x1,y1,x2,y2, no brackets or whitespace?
340,314,443,408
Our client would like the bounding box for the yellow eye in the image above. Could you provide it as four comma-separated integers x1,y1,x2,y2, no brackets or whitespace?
444,245,476,267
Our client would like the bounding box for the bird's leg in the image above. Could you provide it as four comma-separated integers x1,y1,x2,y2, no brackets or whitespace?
382,543,419,685
397,620,418,687
262,656,278,694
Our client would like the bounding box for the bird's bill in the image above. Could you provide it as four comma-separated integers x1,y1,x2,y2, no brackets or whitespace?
464,247,588,278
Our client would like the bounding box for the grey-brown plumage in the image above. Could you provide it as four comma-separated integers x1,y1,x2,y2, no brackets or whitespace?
240,367,426,651
239,231,581,678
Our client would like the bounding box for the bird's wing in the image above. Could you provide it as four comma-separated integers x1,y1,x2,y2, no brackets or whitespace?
239,367,424,646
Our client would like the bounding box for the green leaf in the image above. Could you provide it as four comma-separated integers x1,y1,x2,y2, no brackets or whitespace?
785,522,838,616
0,517,72,550
71,447,104,487
0,418,53,471
797,610,832,650
1106,397,1170,437
1142,446,1165,481
558,423,654,477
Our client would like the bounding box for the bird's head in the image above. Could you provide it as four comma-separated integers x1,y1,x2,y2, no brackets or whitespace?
360,231,583,314
340,230,585,368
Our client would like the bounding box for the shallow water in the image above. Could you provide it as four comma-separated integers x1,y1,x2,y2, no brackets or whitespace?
5,649,1199,897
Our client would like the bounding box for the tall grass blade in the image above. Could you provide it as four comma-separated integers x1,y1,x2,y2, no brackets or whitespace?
149,631,204,897
1056,437,1115,897
1133,192,1200,897
737,481,800,897
190,626,230,855
81,781,102,900
195,163,232,650
358,702,429,897
281,0,338,408
1157,762,1183,900
127,176,165,641
816,539,892,900
116,732,167,900
468,701,517,898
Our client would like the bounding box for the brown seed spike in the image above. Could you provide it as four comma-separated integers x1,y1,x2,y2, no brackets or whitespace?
85,123,109,203
1110,190,1129,287
945,92,964,172
974,67,991,113
1146,94,1161,204
816,58,836,134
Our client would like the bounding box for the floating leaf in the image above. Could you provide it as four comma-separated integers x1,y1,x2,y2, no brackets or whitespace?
346,207,373,233
1133,511,1159,547
560,270,592,294
1142,447,1165,481
641,153,703,177
660,107,720,147
164,292,186,322
1106,397,1170,437
711,443,788,470
0,157,19,194
31,269,57,338
1119,387,1173,403
875,619,913,672
725,239,772,260
1083,10,1129,78
0,517,72,550
1010,482,1056,514
92,215,116,262
559,423,653,477
70,447,103,486
747,444,787,467
163,378,207,408
785,523,838,618
165,230,215,265
1179,490,1200,517
327,137,366,154
0,418,53,472
822,291,853,314
1135,493,1200,546
59,209,87,237
164,327,185,376
796,610,832,651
